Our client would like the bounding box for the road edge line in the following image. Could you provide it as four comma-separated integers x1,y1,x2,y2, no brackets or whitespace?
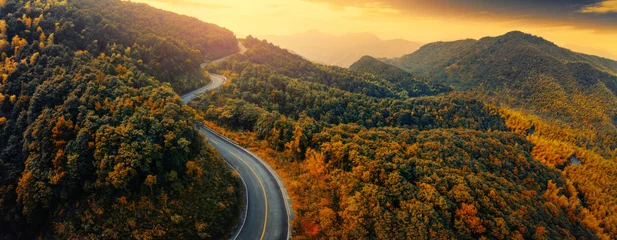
201,126,294,240
200,128,249,240
229,152,269,240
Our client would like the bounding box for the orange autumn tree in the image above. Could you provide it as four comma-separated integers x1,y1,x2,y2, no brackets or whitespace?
456,203,487,235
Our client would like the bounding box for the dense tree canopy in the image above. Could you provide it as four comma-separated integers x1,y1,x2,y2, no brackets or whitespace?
350,55,451,97
0,0,239,94
192,37,612,239
381,32,617,237
387,31,617,133
2,0,616,238
0,0,240,238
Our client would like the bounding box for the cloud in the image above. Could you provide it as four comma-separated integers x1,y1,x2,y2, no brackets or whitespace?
581,0,617,13
146,0,230,9
303,0,617,33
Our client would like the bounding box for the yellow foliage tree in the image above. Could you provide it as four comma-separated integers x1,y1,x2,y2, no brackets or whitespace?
0,20,7,50
30,52,39,65
185,161,203,178
107,163,136,189
145,175,157,195
39,32,47,44
33,14,44,27
47,33,54,46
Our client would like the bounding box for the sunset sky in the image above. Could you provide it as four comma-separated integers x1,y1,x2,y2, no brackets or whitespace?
131,0,617,60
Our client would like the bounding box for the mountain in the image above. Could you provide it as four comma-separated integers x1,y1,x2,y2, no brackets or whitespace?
350,55,415,80
374,32,617,238
0,0,240,238
350,55,451,97
388,31,617,81
194,36,611,239
3,0,617,238
386,31,617,130
262,30,422,67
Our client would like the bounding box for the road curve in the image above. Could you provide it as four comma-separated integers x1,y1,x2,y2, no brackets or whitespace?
199,126,289,240
181,44,292,240
181,74,226,104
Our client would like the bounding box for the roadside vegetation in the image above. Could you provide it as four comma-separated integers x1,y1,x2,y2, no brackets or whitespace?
0,0,240,238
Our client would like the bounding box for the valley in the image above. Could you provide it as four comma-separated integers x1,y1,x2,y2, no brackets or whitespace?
1,0,617,239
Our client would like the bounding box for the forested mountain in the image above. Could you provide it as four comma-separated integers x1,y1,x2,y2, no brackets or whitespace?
263,30,423,67
385,31,617,132
388,31,617,79
192,36,611,239
71,0,239,62
385,38,477,76
351,55,416,80
350,55,451,97
3,0,617,238
362,31,617,238
0,0,240,238
72,0,238,94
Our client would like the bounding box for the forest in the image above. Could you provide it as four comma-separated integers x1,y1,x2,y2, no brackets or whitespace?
386,31,617,134
381,33,617,237
2,0,617,239
350,55,451,97
192,37,617,239
0,0,240,239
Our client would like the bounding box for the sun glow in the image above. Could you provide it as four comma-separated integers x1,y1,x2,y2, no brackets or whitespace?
132,0,617,60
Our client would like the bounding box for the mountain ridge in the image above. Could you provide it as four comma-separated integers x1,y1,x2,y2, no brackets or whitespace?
387,31,617,76
350,55,451,97
383,31,617,130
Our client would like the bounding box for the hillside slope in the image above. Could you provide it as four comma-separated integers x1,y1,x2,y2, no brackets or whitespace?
350,55,451,97
0,0,240,238
379,31,617,237
351,55,417,81
191,37,606,239
386,31,617,131
71,0,239,94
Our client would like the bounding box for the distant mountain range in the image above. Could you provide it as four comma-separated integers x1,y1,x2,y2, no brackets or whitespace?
261,30,422,67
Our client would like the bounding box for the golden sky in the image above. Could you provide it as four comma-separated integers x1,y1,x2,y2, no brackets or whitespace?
131,0,617,60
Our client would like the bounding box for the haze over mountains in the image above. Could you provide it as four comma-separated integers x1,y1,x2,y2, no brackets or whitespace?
262,30,422,67
3,0,617,239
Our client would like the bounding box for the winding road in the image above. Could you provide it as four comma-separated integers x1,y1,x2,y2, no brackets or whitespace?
181,43,292,240
180,74,227,104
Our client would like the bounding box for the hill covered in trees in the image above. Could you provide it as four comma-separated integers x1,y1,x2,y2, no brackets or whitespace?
0,0,240,238
366,31,617,238
3,0,617,238
350,55,451,97
192,36,612,239
385,31,617,132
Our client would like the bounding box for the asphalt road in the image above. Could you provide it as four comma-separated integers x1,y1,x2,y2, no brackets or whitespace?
181,43,292,240
181,74,226,104
199,126,289,240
